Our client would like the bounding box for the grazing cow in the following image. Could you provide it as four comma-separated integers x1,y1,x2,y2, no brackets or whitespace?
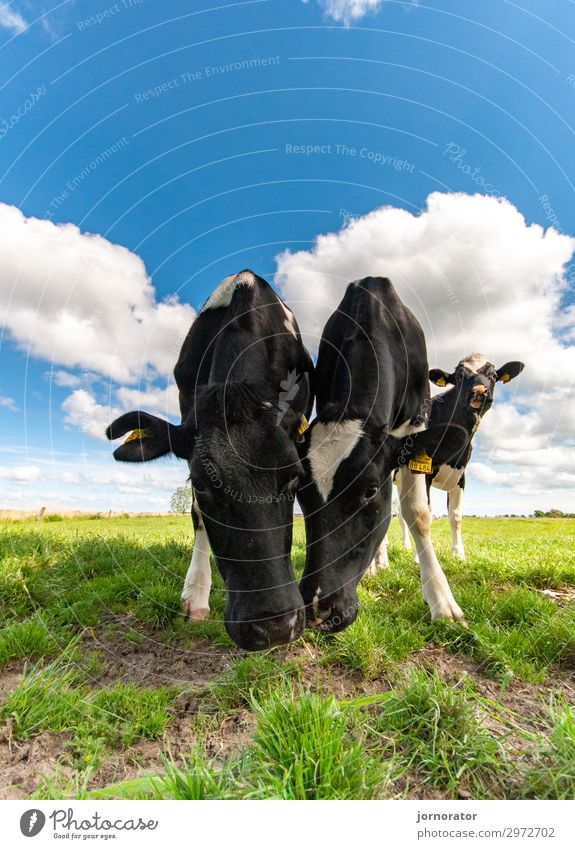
296,277,468,633
416,353,524,559
106,270,313,651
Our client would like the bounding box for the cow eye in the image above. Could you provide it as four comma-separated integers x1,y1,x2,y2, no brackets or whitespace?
364,484,379,501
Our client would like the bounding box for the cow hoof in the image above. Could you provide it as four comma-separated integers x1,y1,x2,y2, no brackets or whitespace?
431,602,467,626
452,549,466,560
182,601,210,621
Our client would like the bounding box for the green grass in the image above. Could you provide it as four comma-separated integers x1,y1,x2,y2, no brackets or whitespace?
371,669,505,796
521,703,575,799
0,514,574,800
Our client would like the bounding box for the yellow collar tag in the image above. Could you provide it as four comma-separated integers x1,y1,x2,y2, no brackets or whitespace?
124,428,151,444
297,415,310,436
408,453,433,474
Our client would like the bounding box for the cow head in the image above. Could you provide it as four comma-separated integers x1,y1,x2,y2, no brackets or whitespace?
296,412,467,633
106,373,310,651
429,354,524,417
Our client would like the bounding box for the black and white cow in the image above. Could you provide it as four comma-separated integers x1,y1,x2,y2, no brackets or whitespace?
296,277,468,632
106,270,313,651
396,353,523,559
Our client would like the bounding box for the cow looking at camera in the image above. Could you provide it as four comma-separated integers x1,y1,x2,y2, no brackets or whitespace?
413,353,524,559
106,270,313,651
296,277,468,632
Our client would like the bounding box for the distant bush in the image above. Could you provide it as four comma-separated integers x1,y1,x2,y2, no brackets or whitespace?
533,509,574,518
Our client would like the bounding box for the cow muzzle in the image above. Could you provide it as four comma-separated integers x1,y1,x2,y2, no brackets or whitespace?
470,384,490,409
305,595,359,633
226,606,305,651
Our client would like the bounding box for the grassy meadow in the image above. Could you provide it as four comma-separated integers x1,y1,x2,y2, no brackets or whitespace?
0,513,574,800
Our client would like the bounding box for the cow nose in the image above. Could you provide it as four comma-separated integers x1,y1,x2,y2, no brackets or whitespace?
305,599,358,633
228,608,305,651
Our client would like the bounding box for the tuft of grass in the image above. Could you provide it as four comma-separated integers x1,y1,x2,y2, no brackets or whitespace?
324,604,424,678
89,682,178,746
373,669,505,796
133,583,182,628
0,661,86,739
155,749,237,800
521,704,575,799
247,685,387,799
0,615,67,667
211,654,297,708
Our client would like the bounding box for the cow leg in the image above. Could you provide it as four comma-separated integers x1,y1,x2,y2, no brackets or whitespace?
367,534,389,575
397,466,464,621
448,484,465,559
395,474,412,550
181,502,212,620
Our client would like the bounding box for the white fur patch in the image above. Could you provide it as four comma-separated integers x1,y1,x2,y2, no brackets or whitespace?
461,353,488,373
202,270,256,311
390,417,426,438
308,420,364,502
280,301,298,337
432,463,464,492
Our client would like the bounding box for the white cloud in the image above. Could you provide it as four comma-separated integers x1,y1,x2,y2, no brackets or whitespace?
51,369,100,389
0,3,28,34
61,389,121,442
0,204,195,385
0,395,18,411
116,383,180,420
275,191,575,510
307,0,414,26
0,465,41,482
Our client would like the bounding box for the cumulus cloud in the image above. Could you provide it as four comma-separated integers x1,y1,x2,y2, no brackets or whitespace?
0,204,195,385
306,0,415,26
275,191,575,508
0,465,41,482
0,3,28,34
62,389,121,442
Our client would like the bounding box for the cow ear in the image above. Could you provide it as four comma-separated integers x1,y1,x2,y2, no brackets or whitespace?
106,411,193,462
496,361,524,383
278,372,312,439
429,368,452,387
387,424,468,471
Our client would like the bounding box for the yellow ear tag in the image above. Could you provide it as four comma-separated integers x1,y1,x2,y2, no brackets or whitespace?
436,377,446,387
297,415,310,435
408,453,433,474
124,428,151,444
500,373,510,384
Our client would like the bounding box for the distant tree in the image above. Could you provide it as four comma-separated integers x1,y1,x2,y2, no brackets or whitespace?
170,486,193,514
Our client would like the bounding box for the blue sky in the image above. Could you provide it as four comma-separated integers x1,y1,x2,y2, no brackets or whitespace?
0,0,574,514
